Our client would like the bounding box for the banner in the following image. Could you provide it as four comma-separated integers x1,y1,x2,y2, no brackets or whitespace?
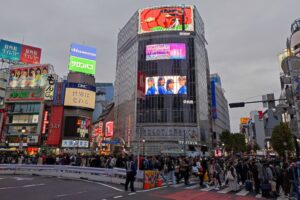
47,106,63,145
0,39,41,64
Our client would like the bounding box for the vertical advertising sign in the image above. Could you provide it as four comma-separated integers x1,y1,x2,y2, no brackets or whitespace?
47,106,63,146
105,121,114,137
69,43,97,75
0,40,22,61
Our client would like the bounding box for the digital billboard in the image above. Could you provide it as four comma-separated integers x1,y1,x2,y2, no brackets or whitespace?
69,43,96,75
9,66,50,88
146,43,186,61
64,116,90,139
0,39,41,64
64,88,96,109
139,6,194,34
145,76,187,95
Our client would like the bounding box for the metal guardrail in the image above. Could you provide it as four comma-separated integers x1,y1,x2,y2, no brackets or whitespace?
0,164,144,189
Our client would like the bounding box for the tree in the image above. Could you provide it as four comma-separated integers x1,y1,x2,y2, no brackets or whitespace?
219,131,247,153
271,122,294,157
220,130,233,152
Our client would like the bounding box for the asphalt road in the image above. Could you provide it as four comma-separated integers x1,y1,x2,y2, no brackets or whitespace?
0,175,278,200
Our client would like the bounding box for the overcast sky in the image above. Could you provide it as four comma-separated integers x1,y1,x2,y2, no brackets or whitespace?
0,0,299,132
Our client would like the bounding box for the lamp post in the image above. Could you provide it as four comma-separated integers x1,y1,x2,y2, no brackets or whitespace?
142,139,146,156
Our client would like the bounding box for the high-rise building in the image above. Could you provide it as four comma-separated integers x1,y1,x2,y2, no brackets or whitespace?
291,18,300,57
210,73,230,144
114,5,211,155
92,83,114,123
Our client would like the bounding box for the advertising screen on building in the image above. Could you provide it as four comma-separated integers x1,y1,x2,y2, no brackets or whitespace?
145,76,187,95
64,116,90,138
0,39,41,64
64,88,96,109
69,43,96,75
139,6,194,34
9,66,50,88
146,43,186,61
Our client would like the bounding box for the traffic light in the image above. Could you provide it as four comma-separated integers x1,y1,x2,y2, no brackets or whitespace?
229,102,245,108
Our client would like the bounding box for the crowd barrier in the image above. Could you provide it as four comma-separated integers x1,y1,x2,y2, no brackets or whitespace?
0,164,144,189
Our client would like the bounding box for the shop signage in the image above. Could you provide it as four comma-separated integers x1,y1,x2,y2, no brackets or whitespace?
47,106,63,146
0,39,41,64
61,140,89,148
6,88,43,101
53,81,66,106
178,140,198,145
64,88,95,109
44,74,56,100
69,43,96,75
102,140,120,145
42,111,49,134
105,121,114,137
9,143,28,147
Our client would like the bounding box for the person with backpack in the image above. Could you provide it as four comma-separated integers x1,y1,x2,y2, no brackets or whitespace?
125,156,137,192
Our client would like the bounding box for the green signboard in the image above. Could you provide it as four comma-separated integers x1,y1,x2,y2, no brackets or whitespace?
69,56,96,75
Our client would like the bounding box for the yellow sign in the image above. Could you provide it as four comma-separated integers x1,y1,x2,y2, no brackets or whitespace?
64,88,95,109
240,117,249,124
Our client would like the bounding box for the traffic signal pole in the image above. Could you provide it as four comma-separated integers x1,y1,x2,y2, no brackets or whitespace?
229,99,286,108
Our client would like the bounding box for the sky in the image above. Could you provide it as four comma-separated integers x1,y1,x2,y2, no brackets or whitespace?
0,0,299,132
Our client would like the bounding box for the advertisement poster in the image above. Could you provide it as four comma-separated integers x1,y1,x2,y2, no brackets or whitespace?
64,88,96,109
20,44,41,64
146,43,186,61
69,43,97,75
145,76,187,95
139,6,194,34
105,121,114,137
0,39,41,64
9,66,49,88
0,40,22,61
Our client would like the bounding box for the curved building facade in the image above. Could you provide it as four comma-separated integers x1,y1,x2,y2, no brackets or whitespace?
115,5,211,155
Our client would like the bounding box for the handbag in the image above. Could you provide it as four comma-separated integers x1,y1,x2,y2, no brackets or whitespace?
226,171,234,181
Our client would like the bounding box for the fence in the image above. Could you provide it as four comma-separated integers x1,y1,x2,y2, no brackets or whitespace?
0,164,144,189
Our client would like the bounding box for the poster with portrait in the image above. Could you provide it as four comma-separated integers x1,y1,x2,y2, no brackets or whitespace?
145,76,187,95
9,66,49,88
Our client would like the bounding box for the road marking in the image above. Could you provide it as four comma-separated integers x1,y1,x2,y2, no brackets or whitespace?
128,192,136,195
22,183,45,188
255,194,262,198
113,196,123,199
200,187,214,191
56,194,69,197
171,183,185,188
0,178,5,180
80,180,124,192
14,177,33,181
0,186,16,190
218,187,232,193
137,185,167,193
185,184,199,189
236,188,249,196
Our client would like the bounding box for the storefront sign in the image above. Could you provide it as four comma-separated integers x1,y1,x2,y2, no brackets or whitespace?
64,88,95,109
61,140,89,148
6,88,43,101
47,106,63,146
105,121,114,137
42,111,49,134
53,81,66,105
9,143,28,147
44,74,55,100
178,140,198,145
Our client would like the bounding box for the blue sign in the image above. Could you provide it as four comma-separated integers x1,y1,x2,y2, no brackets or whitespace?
211,80,217,119
70,43,96,61
0,40,22,61
67,82,96,91
102,140,120,145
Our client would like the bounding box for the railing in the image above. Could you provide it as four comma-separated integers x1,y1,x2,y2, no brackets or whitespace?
0,164,144,189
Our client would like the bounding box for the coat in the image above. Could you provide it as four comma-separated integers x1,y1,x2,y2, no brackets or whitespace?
226,168,239,192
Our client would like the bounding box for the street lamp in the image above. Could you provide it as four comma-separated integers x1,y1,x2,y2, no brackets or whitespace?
142,139,146,156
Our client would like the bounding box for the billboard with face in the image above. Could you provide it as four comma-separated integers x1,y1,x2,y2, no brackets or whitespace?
145,76,187,95
9,66,49,88
139,6,194,34
146,43,186,61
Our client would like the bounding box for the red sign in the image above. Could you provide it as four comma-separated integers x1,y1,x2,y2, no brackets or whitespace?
105,121,114,137
47,106,63,146
42,111,48,134
20,45,41,64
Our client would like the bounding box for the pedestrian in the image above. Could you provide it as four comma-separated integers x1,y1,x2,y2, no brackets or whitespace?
125,156,137,192
225,162,239,192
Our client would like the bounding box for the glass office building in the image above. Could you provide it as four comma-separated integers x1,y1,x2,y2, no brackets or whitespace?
115,5,211,155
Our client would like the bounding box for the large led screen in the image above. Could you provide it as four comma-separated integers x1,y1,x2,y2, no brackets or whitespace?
145,76,187,95
139,6,194,34
146,43,186,61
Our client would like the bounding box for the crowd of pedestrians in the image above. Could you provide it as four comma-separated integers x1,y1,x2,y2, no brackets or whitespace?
0,152,299,198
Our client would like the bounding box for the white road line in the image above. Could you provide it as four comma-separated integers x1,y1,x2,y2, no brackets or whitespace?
56,194,69,197
22,183,45,188
128,192,136,195
200,187,214,191
235,189,249,196
217,187,232,194
137,186,167,192
80,180,124,192
255,194,262,198
113,196,123,199
171,183,185,188
185,184,199,189
0,178,5,180
0,186,16,190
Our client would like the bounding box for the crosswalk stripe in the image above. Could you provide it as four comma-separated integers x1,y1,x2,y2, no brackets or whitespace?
218,187,232,194
185,184,199,189
255,194,262,198
200,187,214,191
171,183,185,188
235,189,249,196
